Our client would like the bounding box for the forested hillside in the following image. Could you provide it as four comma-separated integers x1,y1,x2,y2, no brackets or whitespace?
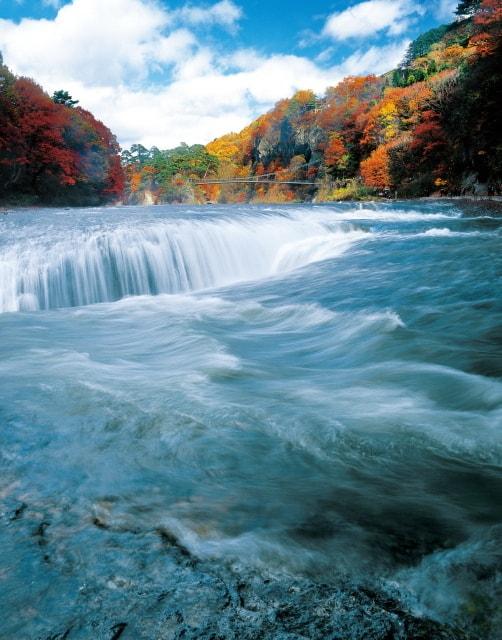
123,0,501,204
0,58,124,206
1,0,499,207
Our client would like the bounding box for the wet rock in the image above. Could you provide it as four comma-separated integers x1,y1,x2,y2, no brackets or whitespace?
33,520,50,546
128,559,466,640
156,526,195,562
6,510,469,640
45,629,72,640
10,502,27,521
110,622,128,639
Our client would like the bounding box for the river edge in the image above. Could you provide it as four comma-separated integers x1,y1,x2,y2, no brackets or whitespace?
1,195,502,215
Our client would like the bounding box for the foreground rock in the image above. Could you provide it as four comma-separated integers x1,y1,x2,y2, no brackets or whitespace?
0,499,468,640
40,560,466,640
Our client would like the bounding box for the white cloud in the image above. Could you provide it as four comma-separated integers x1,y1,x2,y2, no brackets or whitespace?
323,0,423,40
0,0,407,149
338,39,410,76
316,47,335,64
0,0,181,85
50,53,345,148
436,0,457,20
175,0,243,29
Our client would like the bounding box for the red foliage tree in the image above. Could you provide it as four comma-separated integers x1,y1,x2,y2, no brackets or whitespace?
411,110,447,167
0,70,124,203
325,135,346,167
468,0,502,55
13,78,79,189
104,154,125,198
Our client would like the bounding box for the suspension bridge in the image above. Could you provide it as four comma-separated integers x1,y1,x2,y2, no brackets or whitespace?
191,160,324,187
192,177,319,186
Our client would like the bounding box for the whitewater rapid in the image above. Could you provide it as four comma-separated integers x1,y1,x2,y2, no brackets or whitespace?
0,202,501,639
0,209,368,313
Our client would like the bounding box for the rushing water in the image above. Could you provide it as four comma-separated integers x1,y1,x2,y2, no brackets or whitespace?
0,202,501,638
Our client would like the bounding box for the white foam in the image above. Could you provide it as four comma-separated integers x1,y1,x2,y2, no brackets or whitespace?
423,227,453,236
75,293,337,334
0,213,367,313
354,310,405,331
288,206,461,223
271,231,367,273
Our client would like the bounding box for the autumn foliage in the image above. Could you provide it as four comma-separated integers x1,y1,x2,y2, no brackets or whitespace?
360,145,392,189
119,0,501,204
0,62,124,205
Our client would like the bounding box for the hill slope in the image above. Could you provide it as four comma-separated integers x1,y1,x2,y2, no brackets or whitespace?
123,0,501,204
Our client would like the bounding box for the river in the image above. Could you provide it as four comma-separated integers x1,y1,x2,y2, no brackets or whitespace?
0,202,501,639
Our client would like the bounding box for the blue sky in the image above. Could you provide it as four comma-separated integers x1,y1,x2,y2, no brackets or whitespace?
0,0,458,147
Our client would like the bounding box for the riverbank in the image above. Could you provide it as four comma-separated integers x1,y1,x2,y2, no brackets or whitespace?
2,195,502,215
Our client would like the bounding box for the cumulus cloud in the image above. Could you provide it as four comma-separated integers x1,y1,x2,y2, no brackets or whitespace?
175,0,243,29
0,0,409,149
338,39,409,75
323,0,423,40
45,53,346,148
0,0,183,85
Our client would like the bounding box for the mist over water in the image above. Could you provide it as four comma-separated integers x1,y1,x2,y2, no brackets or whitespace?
1,202,501,638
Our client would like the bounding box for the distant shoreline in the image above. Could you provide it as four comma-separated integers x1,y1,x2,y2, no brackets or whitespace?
1,195,502,214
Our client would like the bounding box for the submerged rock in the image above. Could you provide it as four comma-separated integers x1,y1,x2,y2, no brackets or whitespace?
35,529,468,639
2,500,468,639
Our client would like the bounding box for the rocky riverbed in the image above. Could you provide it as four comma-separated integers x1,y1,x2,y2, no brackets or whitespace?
1,496,467,640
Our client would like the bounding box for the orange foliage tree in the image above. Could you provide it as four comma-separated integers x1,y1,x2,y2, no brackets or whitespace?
360,145,391,189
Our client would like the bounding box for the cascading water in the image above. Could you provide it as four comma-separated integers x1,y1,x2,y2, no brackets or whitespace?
1,202,501,640
0,210,365,312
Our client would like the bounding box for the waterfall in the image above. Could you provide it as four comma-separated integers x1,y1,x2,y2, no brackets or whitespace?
0,212,366,313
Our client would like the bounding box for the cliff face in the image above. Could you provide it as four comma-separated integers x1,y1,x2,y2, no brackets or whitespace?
254,119,323,168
